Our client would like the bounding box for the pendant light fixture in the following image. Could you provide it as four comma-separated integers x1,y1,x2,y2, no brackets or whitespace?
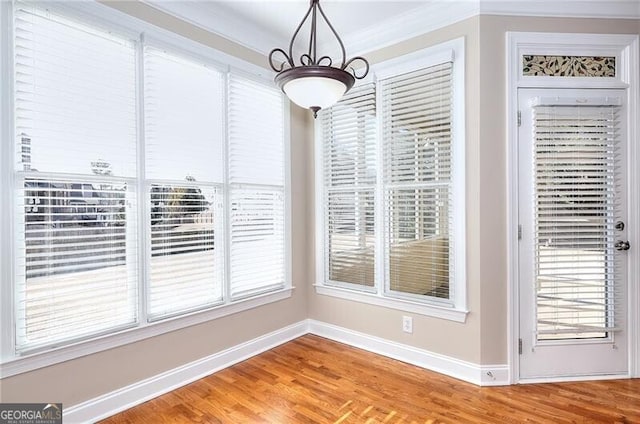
268,0,369,118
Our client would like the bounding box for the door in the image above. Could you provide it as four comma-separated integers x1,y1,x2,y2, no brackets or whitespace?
518,88,629,379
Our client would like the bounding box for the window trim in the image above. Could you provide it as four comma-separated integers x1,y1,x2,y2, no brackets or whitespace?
0,288,293,378
0,0,292,377
314,38,467,321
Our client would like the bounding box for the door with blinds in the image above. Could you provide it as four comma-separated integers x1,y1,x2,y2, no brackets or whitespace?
518,88,629,379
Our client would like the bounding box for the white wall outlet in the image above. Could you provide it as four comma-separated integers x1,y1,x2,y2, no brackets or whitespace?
402,315,413,334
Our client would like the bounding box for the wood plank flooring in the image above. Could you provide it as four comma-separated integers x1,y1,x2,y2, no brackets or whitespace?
101,335,640,423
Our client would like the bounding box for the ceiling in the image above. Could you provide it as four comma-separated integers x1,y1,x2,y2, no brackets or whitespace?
143,0,452,56
144,0,640,57
209,1,427,47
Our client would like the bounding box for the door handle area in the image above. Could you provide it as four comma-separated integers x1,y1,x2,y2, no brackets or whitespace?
615,240,631,251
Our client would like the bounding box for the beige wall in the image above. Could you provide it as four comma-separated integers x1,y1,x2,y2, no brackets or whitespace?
0,2,310,407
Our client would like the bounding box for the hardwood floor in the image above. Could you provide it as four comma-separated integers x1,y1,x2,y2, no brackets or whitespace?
102,335,640,423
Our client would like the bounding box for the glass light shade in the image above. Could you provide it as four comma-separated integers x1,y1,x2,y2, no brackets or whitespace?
282,76,347,110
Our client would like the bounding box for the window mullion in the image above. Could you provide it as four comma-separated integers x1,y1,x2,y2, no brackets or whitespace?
374,74,386,297
137,34,149,325
222,68,231,304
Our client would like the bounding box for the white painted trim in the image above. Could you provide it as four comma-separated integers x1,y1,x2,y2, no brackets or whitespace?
62,319,514,423
512,32,637,90
519,374,630,385
283,99,293,312
307,320,508,386
63,320,308,424
143,1,638,60
314,38,468,320
313,118,325,291
450,37,468,312
141,0,283,57
315,285,468,322
375,38,467,312
0,0,14,364
0,288,293,379
333,1,479,58
624,35,640,378
371,43,455,81
479,365,511,386
506,32,640,383
481,1,640,19
505,31,520,385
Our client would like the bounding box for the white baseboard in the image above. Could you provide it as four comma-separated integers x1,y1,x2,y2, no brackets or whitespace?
519,373,629,384
63,321,308,424
65,319,509,423
307,320,509,387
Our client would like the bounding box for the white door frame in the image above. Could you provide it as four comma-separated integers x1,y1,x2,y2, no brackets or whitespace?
506,32,640,384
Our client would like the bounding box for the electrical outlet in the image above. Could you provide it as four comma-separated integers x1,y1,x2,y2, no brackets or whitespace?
402,316,413,334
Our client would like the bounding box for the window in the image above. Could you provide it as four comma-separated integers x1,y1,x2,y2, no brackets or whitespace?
320,83,377,289
317,39,466,319
3,1,289,363
228,75,286,299
14,5,139,352
532,100,623,339
381,62,453,301
143,46,226,320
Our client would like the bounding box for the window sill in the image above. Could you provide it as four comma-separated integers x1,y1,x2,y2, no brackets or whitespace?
0,287,293,378
314,284,468,323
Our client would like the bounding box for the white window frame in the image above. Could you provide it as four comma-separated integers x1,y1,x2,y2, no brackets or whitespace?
0,0,291,378
314,38,467,322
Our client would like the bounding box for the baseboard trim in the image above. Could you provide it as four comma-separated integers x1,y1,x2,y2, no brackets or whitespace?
307,320,509,387
65,319,509,423
63,321,308,424
519,373,630,384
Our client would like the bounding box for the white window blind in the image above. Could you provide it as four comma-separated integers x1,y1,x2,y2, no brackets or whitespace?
381,62,453,301
228,75,285,299
144,47,225,319
14,4,137,177
6,2,290,360
143,47,225,183
533,103,622,339
320,83,376,288
14,3,138,352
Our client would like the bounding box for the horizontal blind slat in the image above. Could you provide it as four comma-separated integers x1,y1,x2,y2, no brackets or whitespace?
321,83,377,288
382,62,453,301
148,184,223,320
533,103,622,339
14,4,137,178
144,46,225,183
17,175,137,352
228,75,286,299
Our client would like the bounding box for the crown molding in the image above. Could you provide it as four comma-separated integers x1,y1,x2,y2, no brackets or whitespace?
141,0,285,55
328,1,480,57
142,1,640,60
327,0,640,57
481,0,640,19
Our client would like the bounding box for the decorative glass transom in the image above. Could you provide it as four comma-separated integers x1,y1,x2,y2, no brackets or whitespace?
523,55,615,77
